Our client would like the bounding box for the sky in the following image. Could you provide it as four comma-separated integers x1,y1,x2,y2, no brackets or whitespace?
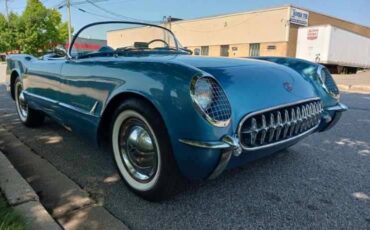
1,0,370,31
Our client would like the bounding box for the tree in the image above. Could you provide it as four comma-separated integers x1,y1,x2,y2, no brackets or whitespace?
17,0,69,56
0,13,20,54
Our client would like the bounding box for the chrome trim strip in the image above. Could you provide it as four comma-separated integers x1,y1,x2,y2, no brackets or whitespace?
23,91,58,104
90,101,99,114
179,139,230,149
179,135,242,154
59,102,99,117
208,149,232,180
24,91,99,118
325,103,348,112
237,97,321,151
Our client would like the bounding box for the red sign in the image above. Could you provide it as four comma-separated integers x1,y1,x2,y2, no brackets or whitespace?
65,43,102,51
307,29,319,40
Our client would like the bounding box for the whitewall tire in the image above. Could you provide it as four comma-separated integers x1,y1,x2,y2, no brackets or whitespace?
110,99,183,201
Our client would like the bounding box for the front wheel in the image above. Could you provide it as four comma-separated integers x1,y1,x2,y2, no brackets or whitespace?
14,78,45,127
111,99,183,201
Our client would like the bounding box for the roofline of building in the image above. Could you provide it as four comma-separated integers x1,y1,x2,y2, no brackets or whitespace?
291,4,370,30
171,4,370,30
171,5,290,25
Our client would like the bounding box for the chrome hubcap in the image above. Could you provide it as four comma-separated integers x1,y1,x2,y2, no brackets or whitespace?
119,121,158,182
15,82,28,120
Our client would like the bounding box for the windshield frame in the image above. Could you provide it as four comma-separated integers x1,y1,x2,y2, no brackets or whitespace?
67,21,180,59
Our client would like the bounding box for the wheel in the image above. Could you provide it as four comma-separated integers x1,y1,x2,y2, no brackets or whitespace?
14,78,45,127
111,99,183,201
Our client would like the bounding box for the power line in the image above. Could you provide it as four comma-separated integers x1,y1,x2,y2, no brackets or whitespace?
73,5,118,20
55,0,108,9
85,0,160,23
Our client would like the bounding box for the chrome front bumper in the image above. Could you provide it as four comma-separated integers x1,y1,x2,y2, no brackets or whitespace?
319,103,348,132
179,135,242,179
326,103,348,112
179,103,348,179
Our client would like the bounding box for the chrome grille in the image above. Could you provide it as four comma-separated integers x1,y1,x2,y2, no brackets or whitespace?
239,99,322,150
204,78,232,122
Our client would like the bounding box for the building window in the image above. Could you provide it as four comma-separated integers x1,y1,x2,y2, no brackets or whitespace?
201,46,209,56
267,45,276,50
249,43,260,56
220,45,229,57
194,48,200,56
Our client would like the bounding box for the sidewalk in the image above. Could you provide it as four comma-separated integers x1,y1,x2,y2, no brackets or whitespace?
333,70,370,93
0,127,129,230
0,150,62,229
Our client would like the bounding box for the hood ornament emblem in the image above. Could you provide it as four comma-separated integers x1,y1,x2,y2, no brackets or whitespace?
283,81,293,92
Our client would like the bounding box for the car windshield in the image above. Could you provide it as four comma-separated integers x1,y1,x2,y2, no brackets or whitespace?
69,22,183,58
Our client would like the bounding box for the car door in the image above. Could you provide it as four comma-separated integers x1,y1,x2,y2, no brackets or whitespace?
58,57,122,140
23,57,64,119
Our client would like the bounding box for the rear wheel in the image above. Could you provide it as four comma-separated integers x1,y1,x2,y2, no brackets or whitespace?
14,78,45,127
111,99,183,201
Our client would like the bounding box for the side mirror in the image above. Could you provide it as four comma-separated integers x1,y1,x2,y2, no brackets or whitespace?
54,46,67,57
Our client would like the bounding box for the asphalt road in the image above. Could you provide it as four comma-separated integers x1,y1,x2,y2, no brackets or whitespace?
0,80,369,229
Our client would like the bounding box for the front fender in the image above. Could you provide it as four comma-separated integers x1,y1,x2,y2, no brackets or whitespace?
6,55,32,98
101,62,231,179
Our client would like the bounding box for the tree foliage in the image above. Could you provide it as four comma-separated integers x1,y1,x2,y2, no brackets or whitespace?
0,13,20,54
0,0,69,56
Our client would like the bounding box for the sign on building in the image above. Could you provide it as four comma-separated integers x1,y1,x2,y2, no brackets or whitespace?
307,29,319,40
290,8,309,26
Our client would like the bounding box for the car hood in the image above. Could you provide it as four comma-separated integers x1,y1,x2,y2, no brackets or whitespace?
172,55,318,129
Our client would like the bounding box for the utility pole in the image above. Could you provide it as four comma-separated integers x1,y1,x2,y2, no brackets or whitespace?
162,16,167,42
66,0,72,45
4,0,9,21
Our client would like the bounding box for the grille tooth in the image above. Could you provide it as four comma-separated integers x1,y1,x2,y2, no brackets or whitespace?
295,107,301,134
308,104,313,127
268,113,276,142
310,103,315,126
275,111,283,141
260,115,267,145
240,99,322,149
301,106,307,132
247,118,258,146
282,110,290,138
289,108,296,137
315,103,320,121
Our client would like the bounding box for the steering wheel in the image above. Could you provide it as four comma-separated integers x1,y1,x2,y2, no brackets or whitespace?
147,39,169,48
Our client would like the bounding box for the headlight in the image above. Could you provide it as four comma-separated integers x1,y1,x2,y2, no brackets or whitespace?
190,76,232,127
317,66,340,99
319,68,327,84
193,78,213,110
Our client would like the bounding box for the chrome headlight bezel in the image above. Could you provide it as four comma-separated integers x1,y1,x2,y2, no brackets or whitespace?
317,66,340,99
190,75,232,127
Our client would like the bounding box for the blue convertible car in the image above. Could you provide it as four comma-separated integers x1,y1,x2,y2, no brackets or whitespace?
5,21,347,200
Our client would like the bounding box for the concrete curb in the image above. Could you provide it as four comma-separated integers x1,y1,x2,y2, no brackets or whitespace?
0,151,62,230
0,127,129,230
338,84,370,93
